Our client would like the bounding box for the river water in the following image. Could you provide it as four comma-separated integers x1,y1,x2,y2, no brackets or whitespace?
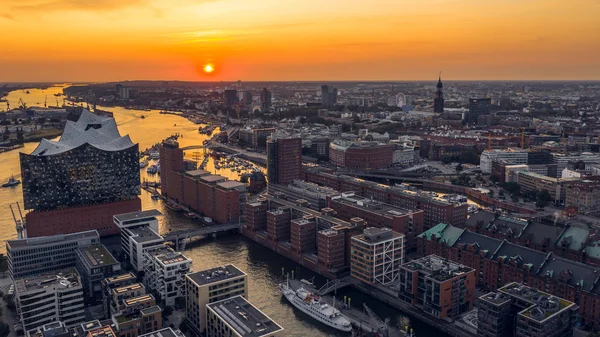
0,85,450,337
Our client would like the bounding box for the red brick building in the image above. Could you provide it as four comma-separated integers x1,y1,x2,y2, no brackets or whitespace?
290,218,317,258
266,135,302,184
267,208,291,242
417,223,600,329
329,140,393,169
302,168,467,229
317,229,346,273
326,192,424,251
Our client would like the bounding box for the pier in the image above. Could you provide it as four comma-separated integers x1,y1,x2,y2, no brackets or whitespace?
286,278,412,337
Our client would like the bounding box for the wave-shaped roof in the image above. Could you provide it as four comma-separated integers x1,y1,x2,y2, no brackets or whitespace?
30,109,135,156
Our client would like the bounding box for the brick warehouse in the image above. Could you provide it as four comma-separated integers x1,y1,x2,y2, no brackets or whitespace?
417,223,600,329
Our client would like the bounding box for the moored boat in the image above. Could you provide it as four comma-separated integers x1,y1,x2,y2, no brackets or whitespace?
2,176,21,188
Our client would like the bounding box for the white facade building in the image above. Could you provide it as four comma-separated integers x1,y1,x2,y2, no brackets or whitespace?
393,144,416,166
480,149,528,174
351,227,404,285
15,269,86,331
115,210,165,272
143,245,192,307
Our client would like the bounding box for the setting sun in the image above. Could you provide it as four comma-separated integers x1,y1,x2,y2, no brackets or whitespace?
204,64,214,74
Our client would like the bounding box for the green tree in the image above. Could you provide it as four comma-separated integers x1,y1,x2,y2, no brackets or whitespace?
536,189,551,209
502,182,521,195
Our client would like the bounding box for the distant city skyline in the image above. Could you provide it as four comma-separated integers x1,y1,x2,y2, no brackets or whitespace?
0,0,599,82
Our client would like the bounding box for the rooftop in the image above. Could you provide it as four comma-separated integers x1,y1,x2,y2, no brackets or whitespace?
87,326,116,337
499,282,575,322
147,246,191,265
127,225,163,243
403,255,474,282
353,227,404,244
199,174,227,183
113,283,143,295
207,296,284,337
138,328,185,337
480,292,511,306
187,264,245,286
78,244,118,267
140,305,162,315
330,192,412,216
186,169,211,177
217,180,247,190
113,210,163,223
7,230,99,249
103,272,136,286
15,268,81,293
29,109,135,156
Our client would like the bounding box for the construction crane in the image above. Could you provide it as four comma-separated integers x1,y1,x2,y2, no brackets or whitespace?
44,95,47,108
363,303,389,337
18,98,27,110
5,100,9,111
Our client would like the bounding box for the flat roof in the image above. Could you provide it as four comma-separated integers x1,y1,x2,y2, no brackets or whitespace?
207,296,283,337
103,272,136,285
186,169,211,177
128,226,164,243
187,264,245,286
353,227,404,244
7,230,99,249
199,174,227,183
403,255,474,282
87,326,116,337
78,244,118,267
499,282,575,322
217,181,247,190
140,306,162,315
114,210,163,223
331,193,412,216
138,328,184,337
113,283,143,295
124,294,154,306
266,196,353,228
16,268,81,293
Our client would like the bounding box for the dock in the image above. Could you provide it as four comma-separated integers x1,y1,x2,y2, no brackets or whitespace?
286,278,412,337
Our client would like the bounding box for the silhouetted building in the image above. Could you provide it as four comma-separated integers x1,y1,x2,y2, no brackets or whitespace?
224,89,238,106
465,98,492,125
267,133,302,184
260,88,272,111
20,109,141,237
321,85,337,108
433,74,444,113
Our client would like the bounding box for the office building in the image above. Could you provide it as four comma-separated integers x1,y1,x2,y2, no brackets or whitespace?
433,75,444,113
206,296,284,337
351,227,404,285
185,265,248,334
328,140,394,169
26,322,71,337
517,171,580,204
266,208,291,242
552,153,600,177
260,88,272,111
115,210,165,272
398,255,475,319
111,297,162,337
87,325,117,337
266,133,302,184
75,244,120,298
20,109,141,237
241,91,253,105
7,230,100,280
224,89,238,106
464,98,492,125
15,269,86,331
477,283,576,337
327,192,424,251
142,245,192,307
321,85,337,108
565,180,600,216
480,148,528,174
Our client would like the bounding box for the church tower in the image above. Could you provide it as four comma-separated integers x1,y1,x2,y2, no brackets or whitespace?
434,73,444,113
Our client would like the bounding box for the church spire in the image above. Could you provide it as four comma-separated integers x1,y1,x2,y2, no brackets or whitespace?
437,71,443,89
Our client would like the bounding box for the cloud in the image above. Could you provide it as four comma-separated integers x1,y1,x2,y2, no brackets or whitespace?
0,12,14,20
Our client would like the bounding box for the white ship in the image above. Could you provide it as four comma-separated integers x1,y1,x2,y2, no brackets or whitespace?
279,280,352,333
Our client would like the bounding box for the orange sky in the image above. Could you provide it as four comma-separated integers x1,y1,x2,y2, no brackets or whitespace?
1,0,599,81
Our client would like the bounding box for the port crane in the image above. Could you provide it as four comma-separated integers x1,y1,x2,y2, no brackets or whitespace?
363,303,389,337
18,98,27,110
44,95,47,108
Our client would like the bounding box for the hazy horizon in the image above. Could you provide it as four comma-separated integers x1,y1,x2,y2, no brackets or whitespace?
1,0,599,82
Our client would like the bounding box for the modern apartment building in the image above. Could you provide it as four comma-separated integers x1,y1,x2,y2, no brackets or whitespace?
111,296,162,337
108,283,146,315
15,268,86,331
398,255,475,319
138,328,185,337
7,230,100,280
350,227,404,285
206,296,284,337
185,265,248,334
142,245,192,307
75,244,120,298
477,283,577,337
101,273,137,318
115,210,165,272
